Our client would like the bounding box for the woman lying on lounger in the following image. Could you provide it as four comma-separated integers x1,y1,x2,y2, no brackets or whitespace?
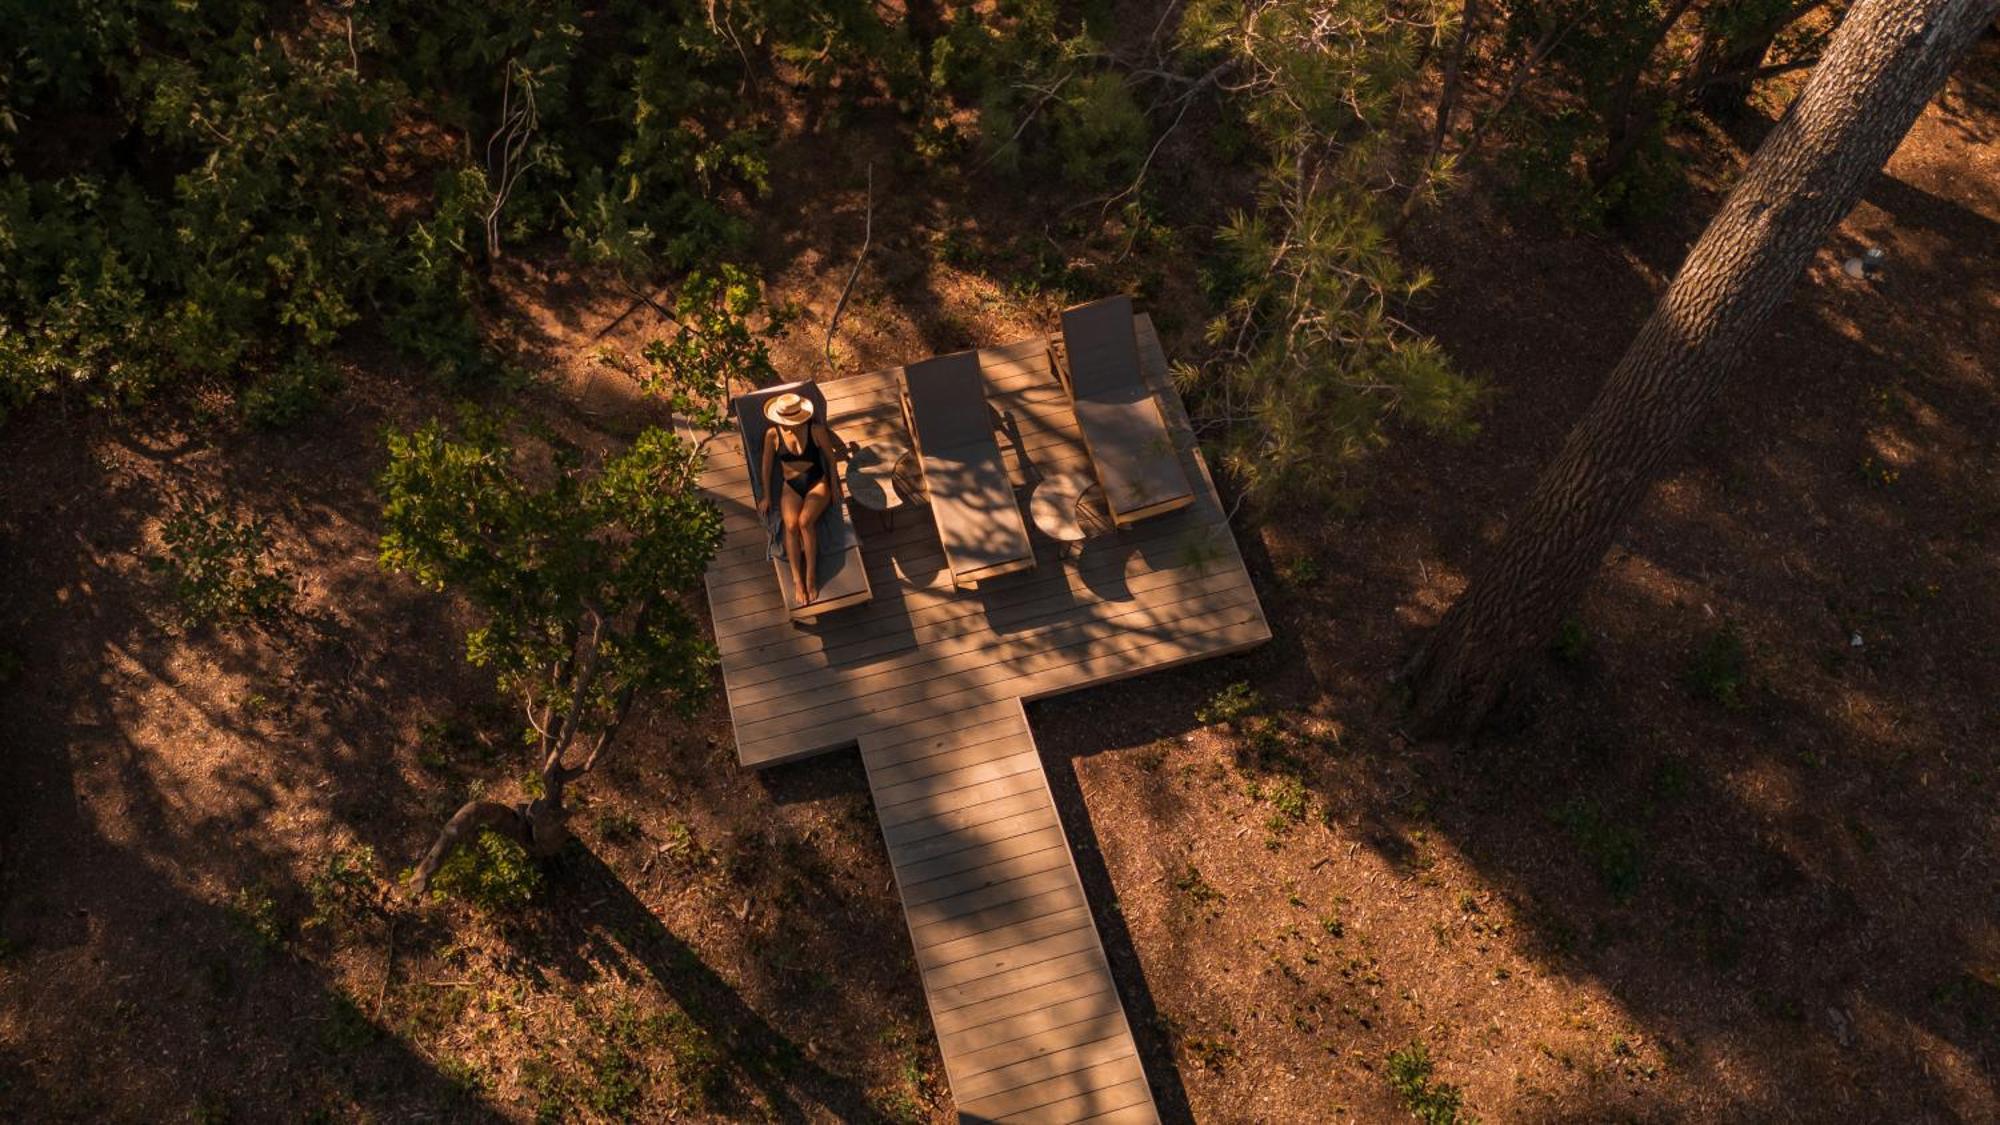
755,391,848,605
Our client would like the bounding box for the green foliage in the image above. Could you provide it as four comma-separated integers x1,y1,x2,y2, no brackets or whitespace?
1053,74,1150,190
379,411,722,729
1197,681,1262,726
428,829,542,911
1550,615,1592,666
1686,623,1749,709
306,846,382,934
150,497,292,628
1177,0,1482,512
242,354,343,431
227,886,285,953
1554,797,1644,902
639,265,789,434
1,0,907,423
930,3,1144,188
1385,1040,1474,1124
0,646,22,687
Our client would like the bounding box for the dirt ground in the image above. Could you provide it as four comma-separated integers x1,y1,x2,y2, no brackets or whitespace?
2,31,1996,1125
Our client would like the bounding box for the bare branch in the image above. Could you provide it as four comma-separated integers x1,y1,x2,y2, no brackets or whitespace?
823,163,874,378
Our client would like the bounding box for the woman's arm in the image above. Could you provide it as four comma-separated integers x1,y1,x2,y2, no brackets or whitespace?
818,423,844,502
758,428,778,514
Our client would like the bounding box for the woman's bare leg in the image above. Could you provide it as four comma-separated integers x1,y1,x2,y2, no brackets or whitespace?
799,482,832,603
780,485,808,602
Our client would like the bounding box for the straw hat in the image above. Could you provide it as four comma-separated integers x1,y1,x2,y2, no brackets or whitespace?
763,392,814,427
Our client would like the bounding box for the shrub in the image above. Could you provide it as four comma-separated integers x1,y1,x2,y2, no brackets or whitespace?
1550,616,1591,665
1554,797,1643,902
427,829,542,911
242,354,343,430
1197,681,1262,726
1686,623,1749,709
1385,1040,1474,1124
151,498,293,628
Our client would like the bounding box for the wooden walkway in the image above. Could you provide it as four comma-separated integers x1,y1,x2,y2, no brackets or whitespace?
700,315,1270,1121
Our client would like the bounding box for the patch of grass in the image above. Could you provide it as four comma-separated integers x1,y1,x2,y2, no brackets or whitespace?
320,990,377,1054
659,1006,729,1111
150,496,293,628
1173,863,1226,918
1281,554,1323,586
1858,455,1900,488
1385,1040,1475,1124
306,846,379,933
1184,1034,1237,1072
242,353,343,430
1549,616,1591,666
1197,681,1261,726
227,886,284,953
428,829,542,911
1267,774,1310,821
0,646,22,687
1685,623,1749,709
415,714,491,771
1554,799,1644,903
596,809,642,843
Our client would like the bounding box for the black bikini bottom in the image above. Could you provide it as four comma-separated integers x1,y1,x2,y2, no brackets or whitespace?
784,463,825,497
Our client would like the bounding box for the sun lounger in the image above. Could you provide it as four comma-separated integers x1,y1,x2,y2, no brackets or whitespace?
735,380,872,619
1054,296,1195,526
900,351,1037,588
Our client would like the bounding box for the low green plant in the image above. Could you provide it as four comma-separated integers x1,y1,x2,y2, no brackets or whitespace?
0,646,22,686
1554,798,1644,903
1197,681,1261,726
1550,616,1591,666
151,498,293,628
228,887,284,953
306,846,381,933
321,990,377,1054
241,354,343,430
1686,623,1749,709
596,810,642,843
1174,863,1226,917
1385,1040,1474,1124
426,829,542,911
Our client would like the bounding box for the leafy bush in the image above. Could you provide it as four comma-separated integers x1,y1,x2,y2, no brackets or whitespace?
242,354,343,430
1550,615,1592,666
151,497,293,627
1686,623,1749,709
1554,797,1643,902
427,828,543,911
1,0,905,423
1053,74,1149,190
1197,681,1262,726
1385,1040,1474,1124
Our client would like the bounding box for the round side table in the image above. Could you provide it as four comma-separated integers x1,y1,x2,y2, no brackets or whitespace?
1029,471,1109,557
845,442,909,528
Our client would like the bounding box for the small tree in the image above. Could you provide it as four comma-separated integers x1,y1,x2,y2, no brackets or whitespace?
380,410,721,896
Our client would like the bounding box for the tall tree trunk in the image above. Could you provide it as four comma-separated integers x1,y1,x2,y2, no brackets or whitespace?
1403,0,1999,738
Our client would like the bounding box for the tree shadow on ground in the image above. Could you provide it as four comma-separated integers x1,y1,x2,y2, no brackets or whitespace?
492,844,903,1123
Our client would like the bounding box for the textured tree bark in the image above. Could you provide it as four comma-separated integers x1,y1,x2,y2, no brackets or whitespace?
1404,0,2000,737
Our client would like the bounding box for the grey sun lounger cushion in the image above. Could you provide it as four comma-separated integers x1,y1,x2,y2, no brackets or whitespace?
902,352,1035,584
1059,296,1194,523
735,380,868,614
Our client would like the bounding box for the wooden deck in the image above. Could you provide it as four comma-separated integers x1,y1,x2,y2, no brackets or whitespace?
699,314,1270,1121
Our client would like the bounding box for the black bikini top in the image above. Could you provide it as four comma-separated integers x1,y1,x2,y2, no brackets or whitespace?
776,425,821,465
